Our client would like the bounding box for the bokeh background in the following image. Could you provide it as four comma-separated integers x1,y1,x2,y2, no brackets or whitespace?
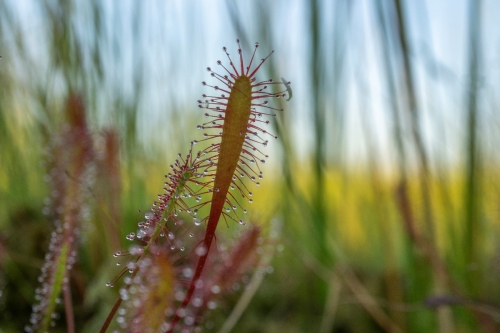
1,0,500,332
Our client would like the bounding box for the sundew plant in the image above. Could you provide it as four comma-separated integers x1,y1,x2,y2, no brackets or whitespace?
26,40,290,333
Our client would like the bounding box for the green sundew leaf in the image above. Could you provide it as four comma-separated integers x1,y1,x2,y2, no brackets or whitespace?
40,243,69,331
281,77,292,101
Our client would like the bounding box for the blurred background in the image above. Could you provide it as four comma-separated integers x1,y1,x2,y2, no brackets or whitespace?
1,0,500,332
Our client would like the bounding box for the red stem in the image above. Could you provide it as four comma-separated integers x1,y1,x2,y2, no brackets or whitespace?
100,297,124,333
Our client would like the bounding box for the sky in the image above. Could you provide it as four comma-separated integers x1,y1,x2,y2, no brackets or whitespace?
4,0,500,171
